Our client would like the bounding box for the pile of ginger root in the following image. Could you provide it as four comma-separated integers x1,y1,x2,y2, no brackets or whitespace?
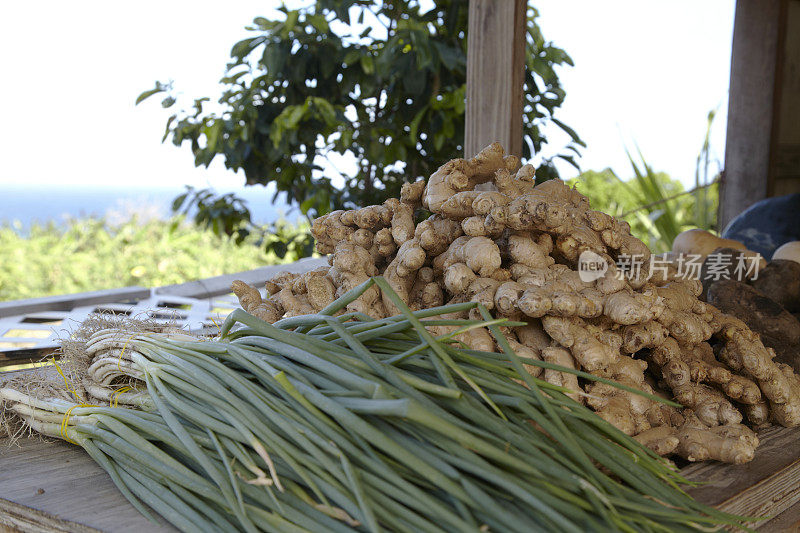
233,142,800,465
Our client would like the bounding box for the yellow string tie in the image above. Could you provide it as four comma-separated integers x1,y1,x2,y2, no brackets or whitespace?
52,357,81,401
117,334,138,372
209,316,222,337
110,386,133,408
60,403,95,445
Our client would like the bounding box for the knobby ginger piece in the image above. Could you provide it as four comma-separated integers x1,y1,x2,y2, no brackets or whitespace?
230,142,800,465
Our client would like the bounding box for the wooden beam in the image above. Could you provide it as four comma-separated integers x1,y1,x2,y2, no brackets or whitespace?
684,425,800,527
465,0,526,158
3,364,800,529
771,0,800,198
0,287,150,320
155,257,328,299
719,0,783,228
0,259,327,320
0,435,175,532
0,498,102,533
0,348,57,369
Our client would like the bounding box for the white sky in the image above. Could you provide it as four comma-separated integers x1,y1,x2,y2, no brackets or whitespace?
0,1,734,192
535,0,734,184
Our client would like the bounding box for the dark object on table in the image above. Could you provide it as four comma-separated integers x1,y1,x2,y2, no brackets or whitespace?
751,260,800,313
707,280,800,369
722,194,800,260
699,248,749,301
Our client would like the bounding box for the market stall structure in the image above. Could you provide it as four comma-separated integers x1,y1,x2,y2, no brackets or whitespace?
3,0,800,530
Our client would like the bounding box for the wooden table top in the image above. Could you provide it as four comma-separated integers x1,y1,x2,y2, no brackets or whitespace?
2,425,800,532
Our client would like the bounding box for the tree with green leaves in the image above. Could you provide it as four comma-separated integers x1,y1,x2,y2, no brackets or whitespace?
139,0,582,255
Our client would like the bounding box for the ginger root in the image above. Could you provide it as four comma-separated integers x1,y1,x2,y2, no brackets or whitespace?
231,141,800,464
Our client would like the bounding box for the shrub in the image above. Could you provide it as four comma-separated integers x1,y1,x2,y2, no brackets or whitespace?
0,217,301,301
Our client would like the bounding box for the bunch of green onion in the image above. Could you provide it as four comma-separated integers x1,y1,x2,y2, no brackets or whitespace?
2,277,752,532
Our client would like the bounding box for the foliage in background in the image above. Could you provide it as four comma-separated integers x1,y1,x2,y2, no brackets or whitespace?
571,111,721,253
172,186,315,259
139,0,582,234
0,217,302,301
624,151,718,253
570,163,719,254
694,108,720,231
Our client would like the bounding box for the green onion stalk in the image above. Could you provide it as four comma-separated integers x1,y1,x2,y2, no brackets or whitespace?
0,277,754,532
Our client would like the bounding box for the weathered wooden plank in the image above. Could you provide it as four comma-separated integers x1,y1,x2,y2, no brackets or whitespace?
0,278,261,361
758,500,800,532
719,0,783,228
0,348,56,369
0,436,175,532
684,425,800,527
464,0,526,158
3,426,798,532
155,256,329,299
0,498,101,533
770,0,800,198
0,258,327,362
0,287,150,320
3,379,800,530
0,258,326,331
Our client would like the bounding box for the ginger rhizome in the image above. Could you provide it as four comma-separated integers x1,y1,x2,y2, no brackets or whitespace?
233,142,799,464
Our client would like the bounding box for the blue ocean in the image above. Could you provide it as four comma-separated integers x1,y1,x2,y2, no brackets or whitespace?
0,184,295,232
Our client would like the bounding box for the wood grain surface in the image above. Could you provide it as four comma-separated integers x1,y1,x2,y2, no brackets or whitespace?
155,256,328,299
3,299,800,530
0,436,174,532
464,0,526,158
719,0,782,227
2,425,799,531
0,288,150,320
684,424,800,529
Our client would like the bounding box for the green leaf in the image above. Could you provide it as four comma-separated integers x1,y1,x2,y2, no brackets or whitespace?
171,192,189,213
205,121,221,152
433,41,463,70
402,60,425,95
262,44,287,78
558,154,580,171
343,49,361,66
299,196,315,215
307,13,329,33
193,97,210,114
409,107,427,143
220,71,247,84
269,240,288,259
231,37,262,58
361,54,375,75
286,104,307,128
135,85,165,105
282,10,300,37
552,118,584,147
434,132,445,152
312,97,337,125
162,115,176,143
441,116,454,139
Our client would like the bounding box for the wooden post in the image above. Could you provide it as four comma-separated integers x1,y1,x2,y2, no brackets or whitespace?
719,0,783,228
464,0,526,158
